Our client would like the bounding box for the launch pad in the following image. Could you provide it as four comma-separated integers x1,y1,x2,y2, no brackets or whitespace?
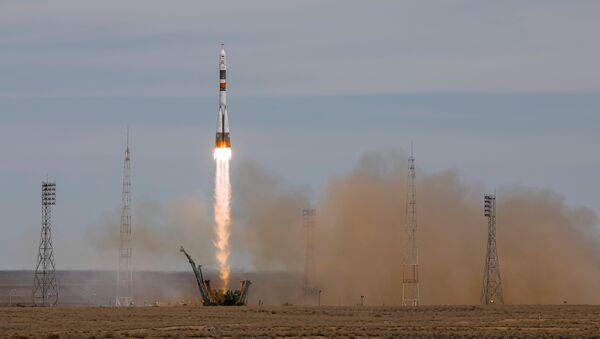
180,246,251,306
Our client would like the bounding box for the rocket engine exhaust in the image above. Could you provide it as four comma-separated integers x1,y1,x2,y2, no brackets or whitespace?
214,149,231,289
213,43,232,289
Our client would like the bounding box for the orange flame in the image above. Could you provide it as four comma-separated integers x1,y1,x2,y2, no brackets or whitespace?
214,147,231,289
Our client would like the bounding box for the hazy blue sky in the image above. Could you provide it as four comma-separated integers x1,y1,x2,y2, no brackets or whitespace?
1,1,599,270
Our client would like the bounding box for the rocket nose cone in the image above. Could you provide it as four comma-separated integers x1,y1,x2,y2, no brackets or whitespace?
220,49,226,57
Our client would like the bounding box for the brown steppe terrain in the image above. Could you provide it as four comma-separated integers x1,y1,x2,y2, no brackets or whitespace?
1,305,599,338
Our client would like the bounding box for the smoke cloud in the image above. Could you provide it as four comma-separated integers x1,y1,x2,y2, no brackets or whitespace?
228,151,600,305
89,196,215,270
313,151,600,305
89,151,600,304
231,160,310,271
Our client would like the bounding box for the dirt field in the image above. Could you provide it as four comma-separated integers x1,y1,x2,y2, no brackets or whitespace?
1,305,599,338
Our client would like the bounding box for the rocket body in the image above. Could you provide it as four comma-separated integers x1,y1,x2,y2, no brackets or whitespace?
215,44,231,148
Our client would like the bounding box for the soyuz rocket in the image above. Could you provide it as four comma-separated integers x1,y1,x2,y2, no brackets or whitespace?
215,43,231,148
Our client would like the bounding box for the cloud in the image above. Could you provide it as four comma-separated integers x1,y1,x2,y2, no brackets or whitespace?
80,150,600,304
2,1,600,97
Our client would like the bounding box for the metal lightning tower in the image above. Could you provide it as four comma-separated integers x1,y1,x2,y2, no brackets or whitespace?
402,144,419,306
32,180,59,306
116,130,133,306
481,193,504,305
302,208,319,304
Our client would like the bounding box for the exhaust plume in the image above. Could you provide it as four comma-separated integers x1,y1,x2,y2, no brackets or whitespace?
232,160,309,271
232,152,600,305
89,196,214,270
89,151,600,305
315,152,600,305
214,147,232,289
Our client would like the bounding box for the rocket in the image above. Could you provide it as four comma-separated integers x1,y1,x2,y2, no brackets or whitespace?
215,43,231,148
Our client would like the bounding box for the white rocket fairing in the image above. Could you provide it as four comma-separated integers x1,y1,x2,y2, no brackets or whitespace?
216,43,230,148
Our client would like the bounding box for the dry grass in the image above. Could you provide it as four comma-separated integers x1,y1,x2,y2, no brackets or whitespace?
1,305,599,338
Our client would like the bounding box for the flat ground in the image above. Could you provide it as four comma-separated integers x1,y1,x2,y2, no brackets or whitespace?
1,305,599,338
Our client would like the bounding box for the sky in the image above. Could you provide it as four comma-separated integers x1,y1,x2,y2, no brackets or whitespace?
0,1,599,270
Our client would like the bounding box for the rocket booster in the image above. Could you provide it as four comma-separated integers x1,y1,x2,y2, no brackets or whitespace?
215,43,230,148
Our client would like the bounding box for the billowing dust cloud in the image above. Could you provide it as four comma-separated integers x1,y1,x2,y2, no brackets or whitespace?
231,160,309,271
234,151,600,305
90,196,215,270
91,151,600,305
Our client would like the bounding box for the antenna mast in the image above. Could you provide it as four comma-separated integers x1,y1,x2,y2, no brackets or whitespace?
116,128,133,306
32,180,59,306
402,144,419,306
302,208,319,305
481,193,504,304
